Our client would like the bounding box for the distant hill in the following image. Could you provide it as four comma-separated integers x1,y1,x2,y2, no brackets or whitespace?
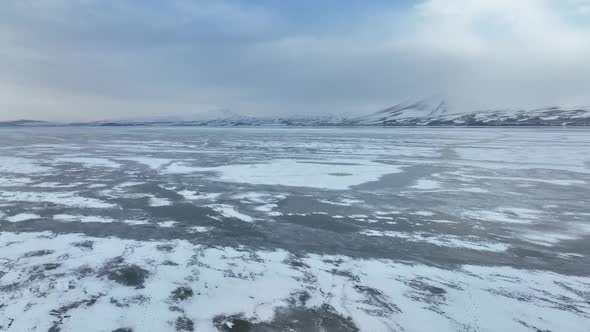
0,120,58,127
87,100,589,126
347,102,590,126
3,101,590,127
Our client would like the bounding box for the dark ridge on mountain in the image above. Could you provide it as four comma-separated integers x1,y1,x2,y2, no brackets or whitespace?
348,103,590,126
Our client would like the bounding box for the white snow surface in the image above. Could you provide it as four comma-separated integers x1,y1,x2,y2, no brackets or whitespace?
0,191,115,209
0,157,50,173
164,159,404,190
148,196,172,207
411,179,442,190
208,204,254,222
53,214,115,223
0,232,588,332
117,157,173,169
464,208,542,224
178,190,221,201
55,157,121,168
5,213,41,222
0,177,33,186
158,221,178,228
359,230,509,252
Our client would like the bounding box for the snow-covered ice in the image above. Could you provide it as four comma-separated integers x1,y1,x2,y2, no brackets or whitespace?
411,179,441,190
359,229,509,252
178,190,221,201
53,214,115,223
5,213,40,222
164,159,404,190
149,196,173,207
0,156,50,173
117,157,173,170
0,191,115,209
55,157,121,168
0,232,588,332
1,127,589,331
208,204,254,222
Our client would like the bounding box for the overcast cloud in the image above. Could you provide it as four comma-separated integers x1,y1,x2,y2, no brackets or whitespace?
1,0,589,121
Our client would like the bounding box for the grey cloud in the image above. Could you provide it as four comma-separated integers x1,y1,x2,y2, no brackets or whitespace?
0,0,589,121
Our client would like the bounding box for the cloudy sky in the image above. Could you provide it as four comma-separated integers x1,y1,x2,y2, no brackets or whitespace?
1,0,589,121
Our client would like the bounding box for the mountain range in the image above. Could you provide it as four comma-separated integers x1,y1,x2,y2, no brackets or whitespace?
2,100,590,127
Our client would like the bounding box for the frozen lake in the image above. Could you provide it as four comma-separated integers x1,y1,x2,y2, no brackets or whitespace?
1,127,589,331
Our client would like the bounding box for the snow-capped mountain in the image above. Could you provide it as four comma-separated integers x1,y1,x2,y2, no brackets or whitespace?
423,106,590,126
86,112,357,127
349,99,449,125
2,101,590,127
339,103,590,126
85,101,589,127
